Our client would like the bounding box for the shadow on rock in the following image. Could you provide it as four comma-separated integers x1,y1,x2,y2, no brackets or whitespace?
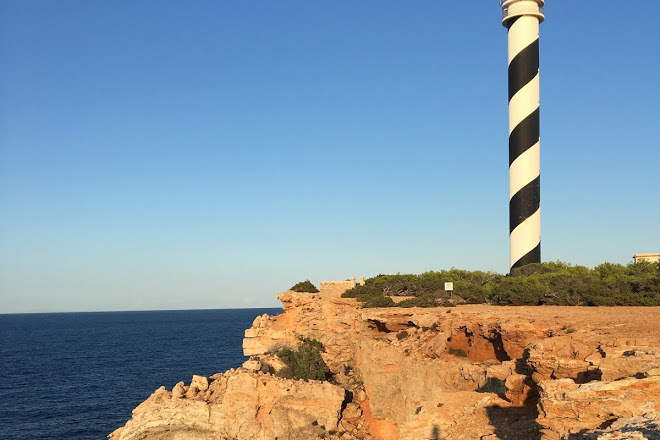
477,377,508,400
569,418,660,440
485,405,542,440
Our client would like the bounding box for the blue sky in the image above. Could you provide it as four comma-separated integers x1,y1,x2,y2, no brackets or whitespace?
1,1,658,313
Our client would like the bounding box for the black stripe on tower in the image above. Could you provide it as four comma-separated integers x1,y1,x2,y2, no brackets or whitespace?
508,39,539,101
506,17,519,30
510,243,541,271
509,108,540,165
509,175,540,233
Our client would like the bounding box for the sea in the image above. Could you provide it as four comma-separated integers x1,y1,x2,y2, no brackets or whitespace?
0,308,282,440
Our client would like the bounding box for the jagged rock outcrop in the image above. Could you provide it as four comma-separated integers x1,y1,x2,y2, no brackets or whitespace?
581,415,660,439
109,369,346,440
537,376,660,438
111,291,660,440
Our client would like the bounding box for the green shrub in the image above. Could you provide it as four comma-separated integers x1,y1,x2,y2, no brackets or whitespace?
298,336,324,351
341,261,660,307
453,283,490,304
341,285,381,298
397,293,438,308
448,347,468,357
363,270,500,303
342,285,394,308
489,276,547,305
290,280,319,293
360,294,394,308
276,366,294,379
276,338,330,381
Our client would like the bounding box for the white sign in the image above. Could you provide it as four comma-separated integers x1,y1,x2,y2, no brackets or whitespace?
444,282,453,291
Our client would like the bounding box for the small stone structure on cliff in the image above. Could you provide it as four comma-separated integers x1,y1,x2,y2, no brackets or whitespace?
318,276,365,298
633,252,660,264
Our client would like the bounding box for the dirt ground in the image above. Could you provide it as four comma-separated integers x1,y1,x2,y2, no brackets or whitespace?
448,304,660,339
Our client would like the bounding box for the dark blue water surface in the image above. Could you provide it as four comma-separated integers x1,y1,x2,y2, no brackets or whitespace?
0,308,281,440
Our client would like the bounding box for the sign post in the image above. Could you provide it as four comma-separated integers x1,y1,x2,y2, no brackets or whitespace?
444,282,454,300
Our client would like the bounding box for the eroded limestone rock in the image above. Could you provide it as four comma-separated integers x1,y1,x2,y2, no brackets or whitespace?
109,369,346,440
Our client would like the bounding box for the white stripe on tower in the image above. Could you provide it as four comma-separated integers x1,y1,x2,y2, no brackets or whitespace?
501,0,544,271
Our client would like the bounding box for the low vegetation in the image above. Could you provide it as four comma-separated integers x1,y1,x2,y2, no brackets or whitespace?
448,347,468,358
340,261,660,307
290,280,319,293
339,285,394,307
396,330,409,340
276,338,331,381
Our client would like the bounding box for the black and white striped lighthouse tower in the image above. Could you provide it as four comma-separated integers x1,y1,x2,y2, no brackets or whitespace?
501,0,544,271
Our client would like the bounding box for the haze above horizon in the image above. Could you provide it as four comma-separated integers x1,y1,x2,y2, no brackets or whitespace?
1,1,658,313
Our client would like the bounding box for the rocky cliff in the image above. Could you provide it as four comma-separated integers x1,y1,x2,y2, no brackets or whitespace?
110,292,660,440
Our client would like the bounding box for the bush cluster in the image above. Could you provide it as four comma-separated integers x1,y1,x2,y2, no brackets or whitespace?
448,347,468,358
290,280,319,293
276,338,331,381
341,262,660,307
397,292,441,308
340,285,394,307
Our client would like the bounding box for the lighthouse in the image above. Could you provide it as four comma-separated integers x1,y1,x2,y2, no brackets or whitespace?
501,0,544,271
